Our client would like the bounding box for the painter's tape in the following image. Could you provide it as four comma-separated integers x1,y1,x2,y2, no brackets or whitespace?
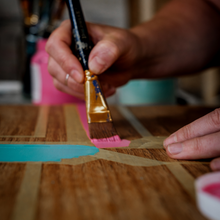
95,149,162,167
195,172,220,220
94,149,206,168
64,105,91,143
125,136,167,149
60,155,98,165
117,106,152,137
12,163,42,220
166,163,195,199
34,105,49,137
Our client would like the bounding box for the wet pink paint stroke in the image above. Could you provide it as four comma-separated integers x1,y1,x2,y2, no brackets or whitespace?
203,183,220,199
76,104,131,148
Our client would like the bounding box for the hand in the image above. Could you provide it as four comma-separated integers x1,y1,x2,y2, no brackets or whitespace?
46,20,142,99
163,108,220,171
46,1,220,100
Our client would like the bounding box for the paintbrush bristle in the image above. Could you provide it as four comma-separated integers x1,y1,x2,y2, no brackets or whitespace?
89,122,119,140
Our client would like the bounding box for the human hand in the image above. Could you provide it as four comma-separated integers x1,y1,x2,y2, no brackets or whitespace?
163,108,220,171
46,20,142,99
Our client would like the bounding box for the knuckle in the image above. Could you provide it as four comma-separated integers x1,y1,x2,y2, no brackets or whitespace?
179,125,192,141
101,40,120,59
108,42,120,58
209,108,220,128
53,80,62,91
47,60,56,77
191,137,203,154
58,54,70,72
45,38,53,54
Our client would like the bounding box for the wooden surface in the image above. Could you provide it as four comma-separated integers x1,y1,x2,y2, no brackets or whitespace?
0,104,215,220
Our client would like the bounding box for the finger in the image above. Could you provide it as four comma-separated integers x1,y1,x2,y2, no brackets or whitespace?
210,157,220,171
165,131,220,160
164,108,220,147
46,20,84,83
88,28,133,75
53,78,85,100
48,57,84,93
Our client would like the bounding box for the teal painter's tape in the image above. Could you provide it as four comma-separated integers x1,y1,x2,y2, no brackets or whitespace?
0,144,99,162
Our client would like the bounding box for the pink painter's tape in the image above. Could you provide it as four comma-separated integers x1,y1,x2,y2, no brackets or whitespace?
76,104,130,148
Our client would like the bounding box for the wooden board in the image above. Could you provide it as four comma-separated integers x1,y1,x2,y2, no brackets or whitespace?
0,104,215,220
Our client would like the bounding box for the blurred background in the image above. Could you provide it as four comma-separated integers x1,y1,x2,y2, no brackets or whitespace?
0,0,219,105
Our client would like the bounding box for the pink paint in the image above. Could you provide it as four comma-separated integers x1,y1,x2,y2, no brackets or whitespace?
195,172,220,219
203,183,220,199
77,104,130,148
31,39,83,105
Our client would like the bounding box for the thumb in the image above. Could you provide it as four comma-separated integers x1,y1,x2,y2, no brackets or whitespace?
89,39,120,74
88,30,128,74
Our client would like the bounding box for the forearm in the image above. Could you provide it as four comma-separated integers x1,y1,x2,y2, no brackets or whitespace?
130,0,220,79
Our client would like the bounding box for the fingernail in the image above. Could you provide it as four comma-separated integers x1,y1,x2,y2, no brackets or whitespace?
167,143,182,155
163,133,177,148
70,70,83,82
89,56,106,74
211,159,220,170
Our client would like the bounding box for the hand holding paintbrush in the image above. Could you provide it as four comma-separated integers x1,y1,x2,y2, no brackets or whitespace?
65,0,119,140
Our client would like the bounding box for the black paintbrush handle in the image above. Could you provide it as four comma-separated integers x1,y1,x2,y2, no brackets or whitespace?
65,0,92,71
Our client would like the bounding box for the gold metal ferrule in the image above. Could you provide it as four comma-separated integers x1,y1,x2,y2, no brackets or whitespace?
84,70,112,123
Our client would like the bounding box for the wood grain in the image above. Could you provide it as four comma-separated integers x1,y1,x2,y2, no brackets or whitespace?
0,105,214,220
0,105,38,137
0,163,26,220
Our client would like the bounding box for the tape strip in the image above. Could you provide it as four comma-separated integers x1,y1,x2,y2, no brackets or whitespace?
95,149,163,167
0,137,166,149
11,163,42,220
166,163,195,199
34,106,49,137
117,106,152,137
125,136,167,149
94,149,208,167
64,105,91,143
59,155,98,165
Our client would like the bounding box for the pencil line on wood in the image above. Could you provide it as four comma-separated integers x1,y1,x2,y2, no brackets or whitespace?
11,163,42,220
34,106,49,137
117,106,152,137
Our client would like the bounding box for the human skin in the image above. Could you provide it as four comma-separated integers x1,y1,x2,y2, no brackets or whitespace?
46,0,220,169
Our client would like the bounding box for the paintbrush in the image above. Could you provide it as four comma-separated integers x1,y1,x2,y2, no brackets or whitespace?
65,0,119,140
